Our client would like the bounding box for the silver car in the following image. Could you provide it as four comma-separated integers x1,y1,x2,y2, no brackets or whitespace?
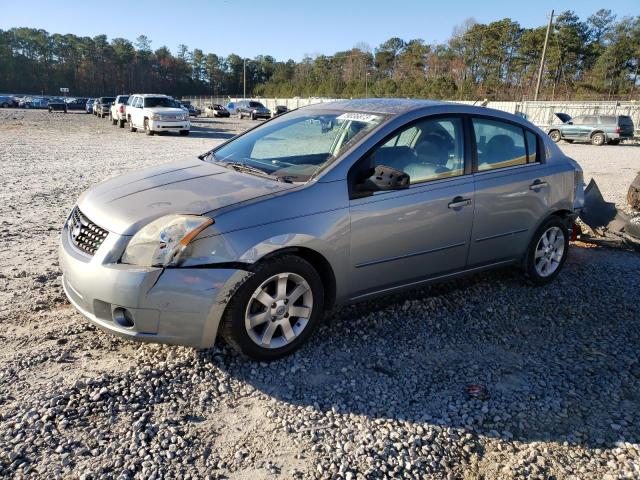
59,99,584,360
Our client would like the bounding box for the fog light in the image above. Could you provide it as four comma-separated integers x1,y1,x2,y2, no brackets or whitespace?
113,307,135,328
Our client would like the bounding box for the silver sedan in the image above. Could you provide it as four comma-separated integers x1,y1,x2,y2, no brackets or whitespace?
59,99,584,360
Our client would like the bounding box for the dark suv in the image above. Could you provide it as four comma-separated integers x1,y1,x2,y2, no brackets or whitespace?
237,100,271,120
548,113,635,145
96,97,116,118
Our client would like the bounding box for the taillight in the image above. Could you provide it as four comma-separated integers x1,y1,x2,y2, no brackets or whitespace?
119,105,125,113
615,126,621,134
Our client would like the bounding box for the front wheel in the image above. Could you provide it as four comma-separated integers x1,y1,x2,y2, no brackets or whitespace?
129,118,137,132
548,130,561,143
220,255,324,361
591,132,605,146
110,114,117,125
144,119,154,136
523,217,569,286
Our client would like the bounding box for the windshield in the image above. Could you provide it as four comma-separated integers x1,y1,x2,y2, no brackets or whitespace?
249,101,265,108
144,97,177,108
101,97,115,104
207,111,385,181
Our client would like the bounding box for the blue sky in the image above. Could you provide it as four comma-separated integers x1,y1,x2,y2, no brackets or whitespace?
1,0,636,60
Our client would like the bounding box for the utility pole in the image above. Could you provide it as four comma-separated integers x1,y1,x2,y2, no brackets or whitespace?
243,58,246,99
534,9,554,101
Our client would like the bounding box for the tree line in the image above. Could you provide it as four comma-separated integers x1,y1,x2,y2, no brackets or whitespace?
0,9,638,101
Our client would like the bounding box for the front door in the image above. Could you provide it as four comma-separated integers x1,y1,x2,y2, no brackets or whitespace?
348,116,474,298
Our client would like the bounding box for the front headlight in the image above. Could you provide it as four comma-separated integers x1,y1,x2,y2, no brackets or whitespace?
121,215,213,267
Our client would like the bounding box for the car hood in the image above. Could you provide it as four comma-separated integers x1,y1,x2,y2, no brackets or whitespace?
146,107,185,114
78,158,296,235
554,112,572,123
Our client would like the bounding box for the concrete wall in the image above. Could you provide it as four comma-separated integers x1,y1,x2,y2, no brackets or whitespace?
184,95,640,132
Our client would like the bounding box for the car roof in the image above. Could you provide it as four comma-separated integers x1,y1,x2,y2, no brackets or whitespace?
130,94,171,98
308,98,449,115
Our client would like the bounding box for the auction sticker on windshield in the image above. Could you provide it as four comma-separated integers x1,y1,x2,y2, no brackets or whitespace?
336,112,381,123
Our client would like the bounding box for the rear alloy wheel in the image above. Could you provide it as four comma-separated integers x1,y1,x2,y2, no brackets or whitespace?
591,132,605,146
144,119,154,136
548,130,561,143
524,217,569,285
220,255,324,361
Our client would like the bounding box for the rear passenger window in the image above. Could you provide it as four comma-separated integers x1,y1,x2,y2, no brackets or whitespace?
525,130,538,163
472,118,527,171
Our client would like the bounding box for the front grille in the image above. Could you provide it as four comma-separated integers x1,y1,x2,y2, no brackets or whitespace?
68,207,109,255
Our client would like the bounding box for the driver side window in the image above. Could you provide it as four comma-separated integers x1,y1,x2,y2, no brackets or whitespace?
372,117,465,184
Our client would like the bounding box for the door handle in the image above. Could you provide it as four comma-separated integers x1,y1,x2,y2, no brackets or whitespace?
529,180,548,190
448,197,472,209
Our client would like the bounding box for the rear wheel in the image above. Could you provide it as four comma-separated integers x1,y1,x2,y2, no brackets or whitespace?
220,255,324,361
591,132,605,146
564,139,574,144
144,119,154,136
608,139,620,145
119,119,125,128
179,130,189,136
548,130,561,143
523,217,569,286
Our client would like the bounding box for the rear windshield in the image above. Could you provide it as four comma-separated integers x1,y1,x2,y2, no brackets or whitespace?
619,116,634,126
144,97,176,108
117,96,129,103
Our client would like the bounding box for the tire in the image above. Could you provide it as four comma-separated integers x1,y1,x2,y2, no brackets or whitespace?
250,112,255,120
238,111,243,119
179,130,189,136
110,114,117,125
564,139,574,144
608,139,620,145
220,255,325,361
144,119,154,136
591,132,605,146
548,130,561,143
119,119,125,128
523,217,569,286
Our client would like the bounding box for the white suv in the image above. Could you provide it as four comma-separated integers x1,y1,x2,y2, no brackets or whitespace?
126,94,190,136
109,95,130,128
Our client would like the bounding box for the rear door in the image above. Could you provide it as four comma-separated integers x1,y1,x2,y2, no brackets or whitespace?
348,115,475,297
469,117,551,266
579,115,598,139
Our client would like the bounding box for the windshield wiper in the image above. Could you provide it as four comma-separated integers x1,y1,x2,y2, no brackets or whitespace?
220,161,276,180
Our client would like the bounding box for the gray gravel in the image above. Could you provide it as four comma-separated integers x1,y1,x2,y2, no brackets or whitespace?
1,110,639,479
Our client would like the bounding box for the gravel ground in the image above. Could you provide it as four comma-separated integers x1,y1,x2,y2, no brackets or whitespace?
1,110,639,479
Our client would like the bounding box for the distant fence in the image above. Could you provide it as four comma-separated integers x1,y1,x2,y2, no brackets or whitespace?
183,95,640,132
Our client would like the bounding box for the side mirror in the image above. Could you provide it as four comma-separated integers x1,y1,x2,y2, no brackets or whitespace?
358,164,410,193
567,121,573,125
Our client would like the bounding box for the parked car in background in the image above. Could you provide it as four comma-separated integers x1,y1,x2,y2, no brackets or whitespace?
59,99,584,360
237,100,271,120
204,104,230,118
225,102,238,115
95,97,115,118
92,99,100,115
0,95,18,108
109,95,130,128
66,98,88,111
548,113,635,145
20,97,48,109
48,98,68,113
273,105,289,117
126,94,190,136
85,98,95,114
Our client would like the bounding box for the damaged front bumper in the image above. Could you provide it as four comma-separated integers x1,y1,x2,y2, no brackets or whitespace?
59,227,250,348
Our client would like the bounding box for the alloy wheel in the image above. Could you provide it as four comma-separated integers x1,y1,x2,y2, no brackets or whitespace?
244,272,313,349
534,226,565,277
